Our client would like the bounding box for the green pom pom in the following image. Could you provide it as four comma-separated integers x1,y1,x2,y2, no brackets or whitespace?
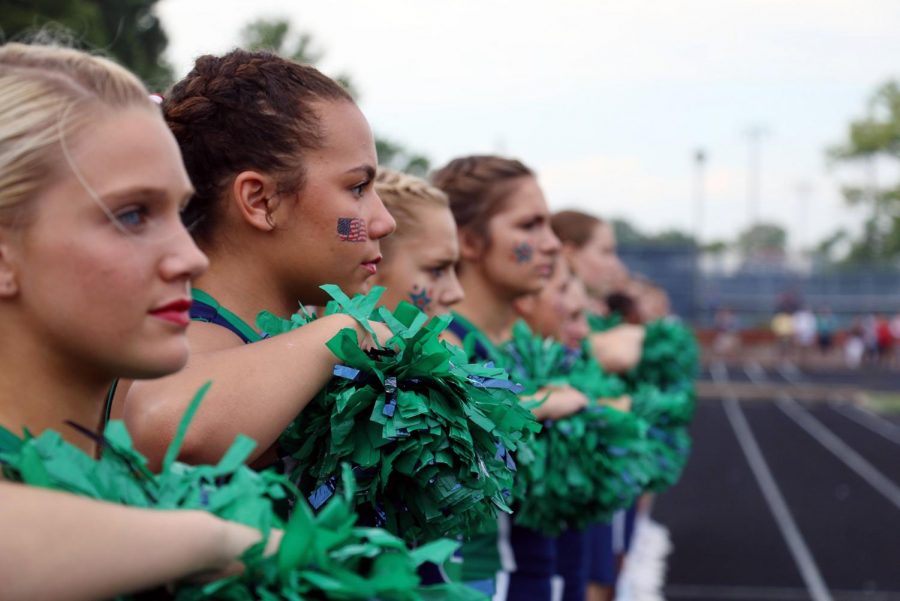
478,321,653,535
260,286,540,544
626,319,700,395
587,312,623,333
0,386,485,600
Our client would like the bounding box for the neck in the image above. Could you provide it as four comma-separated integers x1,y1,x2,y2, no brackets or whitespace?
453,265,520,345
0,315,109,454
193,243,297,328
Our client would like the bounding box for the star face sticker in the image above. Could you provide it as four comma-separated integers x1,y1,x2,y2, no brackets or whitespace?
513,242,534,263
409,286,432,310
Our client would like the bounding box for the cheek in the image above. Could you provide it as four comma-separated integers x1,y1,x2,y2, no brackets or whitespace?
407,280,433,311
512,240,535,264
335,217,369,243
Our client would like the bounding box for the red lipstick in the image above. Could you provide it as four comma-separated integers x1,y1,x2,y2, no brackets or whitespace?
149,299,192,327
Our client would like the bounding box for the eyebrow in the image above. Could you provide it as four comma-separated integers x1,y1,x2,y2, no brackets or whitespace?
344,165,376,179
101,186,195,209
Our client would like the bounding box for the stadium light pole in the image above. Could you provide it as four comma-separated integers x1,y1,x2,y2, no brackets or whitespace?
693,148,707,245
746,125,768,227
692,149,707,323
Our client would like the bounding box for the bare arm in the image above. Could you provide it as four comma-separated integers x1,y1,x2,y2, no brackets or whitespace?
0,483,266,601
123,313,372,469
588,324,646,374
526,385,589,421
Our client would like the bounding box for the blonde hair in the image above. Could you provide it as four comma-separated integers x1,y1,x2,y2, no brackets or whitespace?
375,168,449,253
0,43,154,225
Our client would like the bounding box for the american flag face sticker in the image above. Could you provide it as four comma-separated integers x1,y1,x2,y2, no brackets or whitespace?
336,217,368,242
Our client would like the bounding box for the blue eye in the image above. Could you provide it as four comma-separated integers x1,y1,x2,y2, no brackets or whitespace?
115,207,148,230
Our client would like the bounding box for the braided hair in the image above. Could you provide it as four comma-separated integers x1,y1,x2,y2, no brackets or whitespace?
430,155,533,242
163,49,353,245
375,168,448,254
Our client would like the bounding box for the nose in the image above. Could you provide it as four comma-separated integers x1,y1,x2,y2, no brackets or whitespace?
367,189,397,241
160,220,209,282
541,224,561,255
440,270,465,307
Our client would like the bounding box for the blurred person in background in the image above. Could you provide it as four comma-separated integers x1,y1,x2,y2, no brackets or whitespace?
771,310,794,358
792,306,817,364
815,307,838,357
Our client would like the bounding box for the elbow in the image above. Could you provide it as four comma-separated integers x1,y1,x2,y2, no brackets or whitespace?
123,395,194,472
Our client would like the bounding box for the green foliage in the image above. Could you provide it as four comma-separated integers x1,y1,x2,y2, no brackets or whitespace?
0,0,174,89
612,218,695,248
736,222,787,256
826,80,900,266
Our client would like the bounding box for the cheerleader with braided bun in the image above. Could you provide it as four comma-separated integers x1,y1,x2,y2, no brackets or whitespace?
0,42,275,600
371,168,464,318
433,156,592,600
111,49,398,469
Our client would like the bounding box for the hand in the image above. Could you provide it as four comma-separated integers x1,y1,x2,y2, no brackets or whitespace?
357,320,394,350
598,395,632,412
590,324,645,373
176,520,283,586
532,385,589,421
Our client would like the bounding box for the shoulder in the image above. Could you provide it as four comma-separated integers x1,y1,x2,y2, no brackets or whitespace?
187,321,249,353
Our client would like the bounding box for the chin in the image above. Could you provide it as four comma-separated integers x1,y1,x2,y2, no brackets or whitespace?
120,347,190,380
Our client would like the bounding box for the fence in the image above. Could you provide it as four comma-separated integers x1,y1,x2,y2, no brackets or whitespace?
618,245,900,328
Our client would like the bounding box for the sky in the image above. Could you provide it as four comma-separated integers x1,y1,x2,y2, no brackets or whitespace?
157,0,900,250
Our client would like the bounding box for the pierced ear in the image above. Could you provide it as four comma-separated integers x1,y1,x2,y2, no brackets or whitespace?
0,243,19,299
231,171,281,232
457,229,486,261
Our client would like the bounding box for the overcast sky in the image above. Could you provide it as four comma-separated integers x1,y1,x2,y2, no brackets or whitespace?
157,0,900,249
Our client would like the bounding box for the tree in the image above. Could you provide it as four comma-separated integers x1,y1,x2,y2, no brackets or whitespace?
611,218,696,247
736,222,787,256
611,218,646,246
828,81,900,266
0,0,174,88
240,18,430,176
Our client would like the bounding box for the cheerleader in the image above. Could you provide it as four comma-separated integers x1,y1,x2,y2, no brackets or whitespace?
371,168,464,317
114,49,397,469
551,210,646,601
552,210,644,375
0,43,271,600
432,156,589,599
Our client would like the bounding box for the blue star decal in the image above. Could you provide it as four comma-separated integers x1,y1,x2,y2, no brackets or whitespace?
409,287,432,310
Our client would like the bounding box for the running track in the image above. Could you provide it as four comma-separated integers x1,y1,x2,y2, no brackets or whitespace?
652,361,900,601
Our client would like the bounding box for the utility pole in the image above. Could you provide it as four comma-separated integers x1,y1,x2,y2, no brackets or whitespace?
692,149,707,323
795,181,812,252
746,125,768,227
693,148,707,245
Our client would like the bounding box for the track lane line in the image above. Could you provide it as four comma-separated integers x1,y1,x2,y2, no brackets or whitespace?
830,402,900,447
723,396,833,601
776,361,804,385
710,360,728,385
743,360,767,385
776,394,900,511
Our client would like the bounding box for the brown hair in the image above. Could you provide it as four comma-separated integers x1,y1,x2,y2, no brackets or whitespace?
430,155,533,239
163,49,353,245
375,168,448,255
0,43,153,225
550,210,604,249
